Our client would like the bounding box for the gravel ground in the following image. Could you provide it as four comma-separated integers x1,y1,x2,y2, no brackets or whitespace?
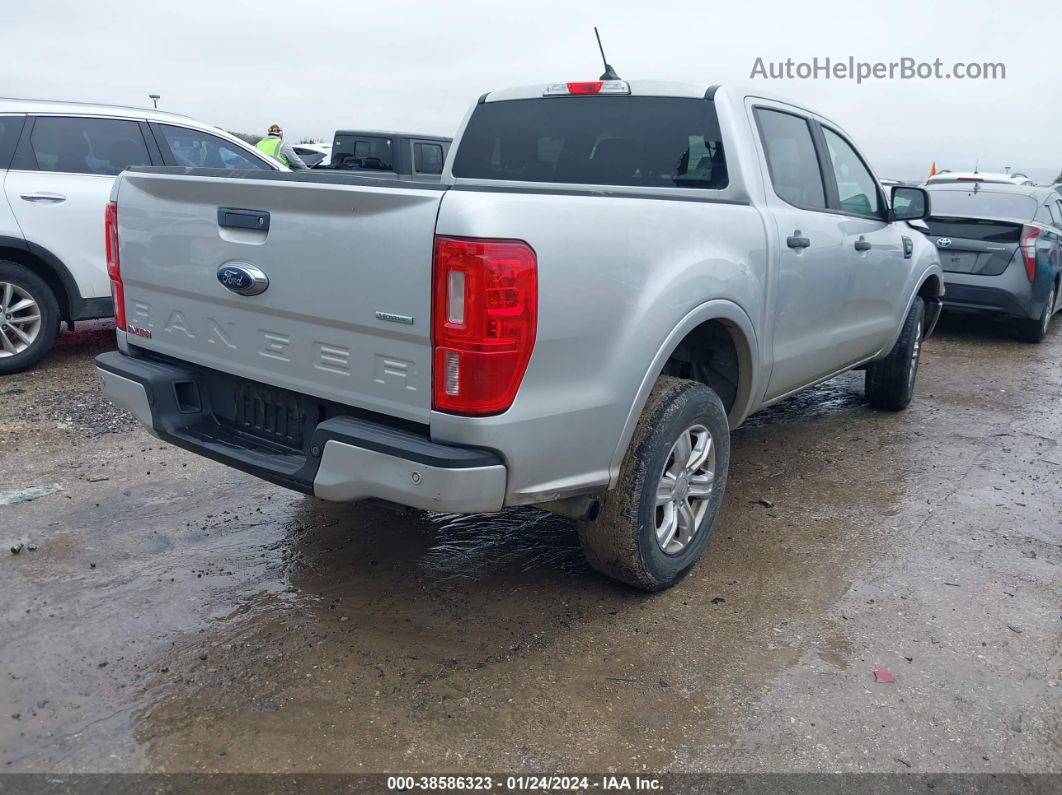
0,315,1059,777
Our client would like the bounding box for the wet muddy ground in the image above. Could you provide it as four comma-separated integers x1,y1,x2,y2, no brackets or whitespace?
1,316,1059,774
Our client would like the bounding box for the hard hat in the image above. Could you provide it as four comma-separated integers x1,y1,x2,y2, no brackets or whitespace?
268,124,282,135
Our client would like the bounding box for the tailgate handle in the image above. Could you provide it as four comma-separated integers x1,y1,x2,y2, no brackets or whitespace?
218,207,270,232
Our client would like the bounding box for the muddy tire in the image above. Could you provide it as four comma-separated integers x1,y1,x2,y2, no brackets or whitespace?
578,376,730,591
1014,283,1056,344
0,261,59,376
865,296,924,411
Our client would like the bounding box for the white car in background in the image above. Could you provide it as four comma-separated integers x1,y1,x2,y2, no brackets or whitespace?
291,142,332,168
926,171,1035,186
0,98,282,373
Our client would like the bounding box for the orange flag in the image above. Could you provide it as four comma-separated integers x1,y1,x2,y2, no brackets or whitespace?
928,162,938,178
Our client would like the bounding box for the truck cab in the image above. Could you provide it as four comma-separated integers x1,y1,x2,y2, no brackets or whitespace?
325,130,452,182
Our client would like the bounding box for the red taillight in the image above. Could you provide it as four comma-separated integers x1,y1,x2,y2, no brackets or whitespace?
1019,225,1040,282
432,236,537,415
566,81,604,95
104,201,125,330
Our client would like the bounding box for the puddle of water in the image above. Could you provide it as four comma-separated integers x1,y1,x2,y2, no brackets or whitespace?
740,374,867,429
418,509,586,579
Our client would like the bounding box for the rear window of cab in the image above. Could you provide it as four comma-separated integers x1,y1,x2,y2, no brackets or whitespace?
453,96,728,190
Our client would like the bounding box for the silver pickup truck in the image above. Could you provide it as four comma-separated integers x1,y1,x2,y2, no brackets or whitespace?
97,80,943,590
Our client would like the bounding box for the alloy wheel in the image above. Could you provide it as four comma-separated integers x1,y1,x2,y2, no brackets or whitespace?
654,424,716,555
0,281,42,358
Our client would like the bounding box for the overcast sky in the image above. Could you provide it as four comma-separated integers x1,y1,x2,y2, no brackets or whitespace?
4,0,1059,182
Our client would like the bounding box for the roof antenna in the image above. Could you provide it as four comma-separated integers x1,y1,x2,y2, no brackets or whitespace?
973,156,980,174
594,27,621,81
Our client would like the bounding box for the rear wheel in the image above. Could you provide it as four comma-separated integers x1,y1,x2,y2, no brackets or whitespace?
865,296,924,411
577,376,730,591
1014,283,1057,344
0,261,60,375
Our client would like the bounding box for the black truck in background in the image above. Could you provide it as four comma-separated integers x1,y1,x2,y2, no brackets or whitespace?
314,130,452,181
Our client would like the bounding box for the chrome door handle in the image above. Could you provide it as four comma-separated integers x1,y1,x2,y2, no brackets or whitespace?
854,236,872,252
20,192,66,203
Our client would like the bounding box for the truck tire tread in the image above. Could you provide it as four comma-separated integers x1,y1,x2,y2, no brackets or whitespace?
578,376,729,591
865,296,924,411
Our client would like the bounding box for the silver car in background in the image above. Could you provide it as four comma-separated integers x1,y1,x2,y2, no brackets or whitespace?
925,184,1062,342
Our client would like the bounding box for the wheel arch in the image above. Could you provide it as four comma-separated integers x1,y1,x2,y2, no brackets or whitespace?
607,300,759,488
917,271,944,299
875,265,943,355
0,236,82,322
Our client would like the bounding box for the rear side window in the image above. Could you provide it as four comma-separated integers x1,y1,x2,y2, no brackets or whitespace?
754,108,825,210
1043,201,1060,228
155,125,270,170
452,97,728,190
413,142,444,174
0,116,26,169
29,117,150,175
821,127,880,217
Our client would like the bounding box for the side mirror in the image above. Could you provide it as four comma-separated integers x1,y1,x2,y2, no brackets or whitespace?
890,186,930,221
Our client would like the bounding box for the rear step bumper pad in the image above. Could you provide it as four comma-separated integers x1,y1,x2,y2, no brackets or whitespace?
95,351,507,513
314,441,505,511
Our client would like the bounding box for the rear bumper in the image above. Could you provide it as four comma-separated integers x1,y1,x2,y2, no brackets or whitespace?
942,267,1039,320
942,283,1033,318
95,351,507,513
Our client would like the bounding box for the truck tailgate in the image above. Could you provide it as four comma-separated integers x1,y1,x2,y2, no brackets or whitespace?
114,170,444,424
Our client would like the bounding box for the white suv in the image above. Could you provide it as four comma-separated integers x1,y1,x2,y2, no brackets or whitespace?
0,98,282,373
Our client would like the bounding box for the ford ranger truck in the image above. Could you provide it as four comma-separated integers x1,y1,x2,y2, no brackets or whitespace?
96,80,943,591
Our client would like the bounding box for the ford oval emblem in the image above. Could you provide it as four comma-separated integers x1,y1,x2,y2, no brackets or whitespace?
217,262,269,296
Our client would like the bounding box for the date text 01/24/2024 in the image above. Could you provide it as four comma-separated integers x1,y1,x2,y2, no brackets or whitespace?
385,776,663,791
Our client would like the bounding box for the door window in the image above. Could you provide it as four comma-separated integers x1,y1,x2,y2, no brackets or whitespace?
29,117,150,175
821,127,881,217
413,142,444,174
754,108,826,210
155,125,271,170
